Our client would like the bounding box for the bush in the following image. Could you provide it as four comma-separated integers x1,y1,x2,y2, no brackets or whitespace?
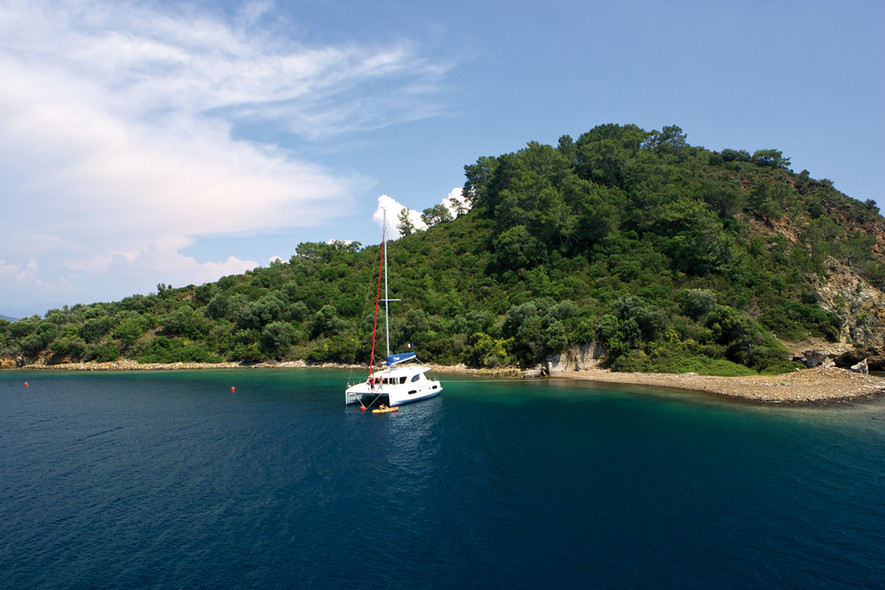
260,322,301,359
88,342,121,362
306,335,359,364
236,295,286,330
113,317,148,348
677,289,717,320
49,336,88,362
230,342,262,363
466,332,511,368
611,349,757,376
759,302,842,342
79,317,112,343
136,337,222,363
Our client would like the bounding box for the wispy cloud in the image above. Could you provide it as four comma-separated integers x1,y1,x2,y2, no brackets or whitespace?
0,0,448,314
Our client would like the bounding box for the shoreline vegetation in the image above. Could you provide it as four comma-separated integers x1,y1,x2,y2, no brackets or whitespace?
5,359,884,405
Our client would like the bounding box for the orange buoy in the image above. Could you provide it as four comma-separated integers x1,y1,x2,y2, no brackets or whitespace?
24,382,29,387
360,405,366,411
230,386,236,393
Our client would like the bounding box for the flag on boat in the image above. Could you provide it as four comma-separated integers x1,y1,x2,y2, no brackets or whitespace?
406,343,412,349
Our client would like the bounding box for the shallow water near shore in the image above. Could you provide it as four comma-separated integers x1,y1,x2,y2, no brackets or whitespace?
2,369,885,589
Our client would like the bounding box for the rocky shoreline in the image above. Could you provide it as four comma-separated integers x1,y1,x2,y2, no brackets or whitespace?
1,358,525,379
4,359,883,404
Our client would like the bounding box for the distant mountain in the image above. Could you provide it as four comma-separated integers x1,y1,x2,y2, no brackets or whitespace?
1,123,883,372
0,314,17,322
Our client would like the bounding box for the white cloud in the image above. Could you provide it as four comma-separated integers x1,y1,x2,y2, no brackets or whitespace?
443,187,470,216
0,0,448,314
372,188,470,238
373,195,428,238
0,259,40,285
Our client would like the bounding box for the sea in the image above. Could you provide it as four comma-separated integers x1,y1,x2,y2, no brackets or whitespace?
2,369,884,589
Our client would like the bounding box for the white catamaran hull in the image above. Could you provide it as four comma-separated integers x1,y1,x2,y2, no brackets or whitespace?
345,365,442,406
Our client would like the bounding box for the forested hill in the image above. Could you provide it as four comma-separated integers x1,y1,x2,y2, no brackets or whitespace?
3,124,884,374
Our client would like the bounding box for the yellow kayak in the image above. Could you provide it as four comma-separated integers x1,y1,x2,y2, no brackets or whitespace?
371,406,399,414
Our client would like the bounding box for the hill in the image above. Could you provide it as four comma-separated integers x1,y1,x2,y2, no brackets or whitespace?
2,124,884,374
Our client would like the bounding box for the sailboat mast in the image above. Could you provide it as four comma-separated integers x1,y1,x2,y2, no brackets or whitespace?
383,211,391,358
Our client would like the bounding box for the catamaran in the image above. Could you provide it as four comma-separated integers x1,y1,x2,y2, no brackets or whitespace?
345,213,442,407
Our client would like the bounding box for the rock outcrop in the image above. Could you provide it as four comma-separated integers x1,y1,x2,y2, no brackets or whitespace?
546,342,609,374
813,258,885,348
796,349,831,368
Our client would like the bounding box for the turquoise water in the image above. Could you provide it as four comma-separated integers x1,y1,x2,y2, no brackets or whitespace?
2,370,884,588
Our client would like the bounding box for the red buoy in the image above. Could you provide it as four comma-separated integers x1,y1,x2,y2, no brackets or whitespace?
360,406,366,411
230,386,236,393
24,382,29,387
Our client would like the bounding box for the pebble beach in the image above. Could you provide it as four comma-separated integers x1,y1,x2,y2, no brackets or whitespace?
556,366,885,404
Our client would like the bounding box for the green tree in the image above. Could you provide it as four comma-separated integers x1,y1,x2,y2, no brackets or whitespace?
88,342,121,362
677,289,717,320
113,317,147,349
748,181,784,220
449,193,469,217
261,322,300,358
205,293,231,320
49,336,88,362
494,225,545,269
79,317,112,343
236,295,285,330
752,149,790,168
421,204,453,227
397,207,416,236
465,332,510,368
309,305,350,339
162,306,195,336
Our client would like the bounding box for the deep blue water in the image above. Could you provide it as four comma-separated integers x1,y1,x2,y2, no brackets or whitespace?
2,369,884,589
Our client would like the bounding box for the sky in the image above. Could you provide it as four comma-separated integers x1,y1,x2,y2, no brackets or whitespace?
1,0,883,318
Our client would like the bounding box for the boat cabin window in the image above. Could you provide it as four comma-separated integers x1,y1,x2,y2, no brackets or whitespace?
368,377,407,385
411,374,420,382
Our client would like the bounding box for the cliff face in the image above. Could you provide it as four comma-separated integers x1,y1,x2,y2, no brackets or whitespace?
546,342,609,374
814,258,885,348
806,258,885,369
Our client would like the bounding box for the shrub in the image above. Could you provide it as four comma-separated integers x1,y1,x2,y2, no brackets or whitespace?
136,337,222,363
88,342,121,362
611,349,757,376
49,336,88,362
